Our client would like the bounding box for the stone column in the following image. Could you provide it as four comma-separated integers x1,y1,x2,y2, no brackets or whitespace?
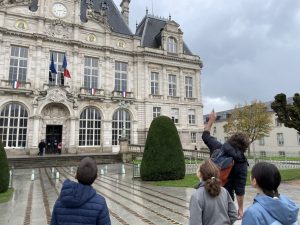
102,119,112,152
68,118,77,154
29,116,40,155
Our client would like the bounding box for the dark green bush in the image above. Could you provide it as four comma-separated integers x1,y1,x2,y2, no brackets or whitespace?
0,141,9,193
141,116,185,181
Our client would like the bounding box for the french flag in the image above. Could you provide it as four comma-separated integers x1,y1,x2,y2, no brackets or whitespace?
62,55,71,78
89,88,96,95
12,80,20,89
122,91,126,98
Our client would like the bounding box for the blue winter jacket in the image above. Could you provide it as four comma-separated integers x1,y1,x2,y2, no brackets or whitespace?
242,194,299,225
51,179,111,225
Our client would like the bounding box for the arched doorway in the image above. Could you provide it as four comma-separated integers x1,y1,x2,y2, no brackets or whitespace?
41,103,70,154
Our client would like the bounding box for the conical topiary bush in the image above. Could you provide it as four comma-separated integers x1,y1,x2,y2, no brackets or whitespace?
140,116,185,181
0,141,9,193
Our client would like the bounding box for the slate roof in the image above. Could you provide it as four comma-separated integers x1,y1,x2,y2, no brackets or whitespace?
136,15,193,55
80,0,133,36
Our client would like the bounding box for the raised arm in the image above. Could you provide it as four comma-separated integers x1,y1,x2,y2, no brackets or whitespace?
202,111,222,152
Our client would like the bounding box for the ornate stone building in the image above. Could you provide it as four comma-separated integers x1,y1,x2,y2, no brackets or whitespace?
0,0,203,155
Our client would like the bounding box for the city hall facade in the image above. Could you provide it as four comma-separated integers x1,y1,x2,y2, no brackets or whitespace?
0,0,203,155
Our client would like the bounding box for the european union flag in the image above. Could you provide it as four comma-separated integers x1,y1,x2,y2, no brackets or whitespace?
49,54,57,82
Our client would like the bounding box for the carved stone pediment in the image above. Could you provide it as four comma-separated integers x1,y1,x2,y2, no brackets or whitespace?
41,103,70,118
46,88,67,103
0,0,32,6
86,4,110,29
44,20,72,39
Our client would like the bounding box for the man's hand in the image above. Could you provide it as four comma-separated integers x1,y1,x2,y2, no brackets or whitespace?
204,111,217,131
237,207,243,220
236,195,244,219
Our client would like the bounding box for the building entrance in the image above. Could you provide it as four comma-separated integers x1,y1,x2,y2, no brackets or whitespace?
46,125,62,154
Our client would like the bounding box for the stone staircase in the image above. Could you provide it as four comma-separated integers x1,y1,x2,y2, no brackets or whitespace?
7,153,122,169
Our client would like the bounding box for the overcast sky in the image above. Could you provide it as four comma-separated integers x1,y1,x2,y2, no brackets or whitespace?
117,0,300,114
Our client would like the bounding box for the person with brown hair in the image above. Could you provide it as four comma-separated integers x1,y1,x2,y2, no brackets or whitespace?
202,111,249,219
189,160,237,225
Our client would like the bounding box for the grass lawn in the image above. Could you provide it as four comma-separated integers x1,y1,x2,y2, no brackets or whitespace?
0,188,14,204
149,169,300,188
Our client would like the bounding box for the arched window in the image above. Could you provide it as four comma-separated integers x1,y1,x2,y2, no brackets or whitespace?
79,108,101,146
112,109,131,145
0,103,28,148
167,37,177,53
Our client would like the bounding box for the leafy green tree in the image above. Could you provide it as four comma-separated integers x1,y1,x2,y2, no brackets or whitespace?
0,141,9,193
140,116,185,181
224,101,272,155
271,93,300,132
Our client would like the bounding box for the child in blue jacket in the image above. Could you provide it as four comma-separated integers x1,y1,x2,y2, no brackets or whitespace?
51,157,111,225
242,162,299,225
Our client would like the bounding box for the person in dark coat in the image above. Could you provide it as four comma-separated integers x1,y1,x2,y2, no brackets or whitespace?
38,139,46,156
50,157,111,225
202,111,249,220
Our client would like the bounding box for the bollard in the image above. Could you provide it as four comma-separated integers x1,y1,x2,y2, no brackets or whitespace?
51,168,55,179
9,170,12,188
105,165,108,174
31,169,35,181
56,171,60,179
70,167,73,173
121,164,125,174
100,169,104,175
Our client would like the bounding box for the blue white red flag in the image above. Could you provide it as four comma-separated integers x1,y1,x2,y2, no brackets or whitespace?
89,88,96,95
62,55,71,78
12,80,20,89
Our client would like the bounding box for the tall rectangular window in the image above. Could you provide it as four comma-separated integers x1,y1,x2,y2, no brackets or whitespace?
191,132,197,143
153,107,161,119
277,133,284,146
259,137,265,146
171,108,179,123
275,118,282,127
9,45,28,82
185,77,193,98
167,37,177,53
49,51,65,86
150,72,159,95
115,61,127,91
188,109,196,124
84,57,98,88
298,133,300,145
168,75,176,96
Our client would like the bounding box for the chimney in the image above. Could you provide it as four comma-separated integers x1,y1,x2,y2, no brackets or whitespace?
120,0,130,25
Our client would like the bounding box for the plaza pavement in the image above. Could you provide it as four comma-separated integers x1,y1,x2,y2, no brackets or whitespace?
0,164,299,225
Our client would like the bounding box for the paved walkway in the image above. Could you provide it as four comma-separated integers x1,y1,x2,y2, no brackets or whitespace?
0,164,299,225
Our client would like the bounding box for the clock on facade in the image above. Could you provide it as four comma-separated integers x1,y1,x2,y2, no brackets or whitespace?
52,3,67,18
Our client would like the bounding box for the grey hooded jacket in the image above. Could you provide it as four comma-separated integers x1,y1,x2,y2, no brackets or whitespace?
189,182,237,225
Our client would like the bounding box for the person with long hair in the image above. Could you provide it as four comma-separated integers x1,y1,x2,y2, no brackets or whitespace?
189,160,237,225
242,162,299,225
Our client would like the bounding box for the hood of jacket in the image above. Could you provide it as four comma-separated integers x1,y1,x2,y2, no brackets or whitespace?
222,142,246,163
59,179,96,208
255,194,299,224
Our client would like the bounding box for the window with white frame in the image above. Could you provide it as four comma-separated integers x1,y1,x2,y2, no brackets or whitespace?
167,37,177,53
168,74,176,96
185,77,193,98
188,109,196,124
115,61,127,91
191,132,197,143
84,57,98,88
150,72,159,95
79,108,101,146
275,118,282,127
171,108,179,123
49,51,65,86
277,133,284,146
0,103,28,148
9,46,28,82
153,107,161,119
259,137,265,146
112,109,131,145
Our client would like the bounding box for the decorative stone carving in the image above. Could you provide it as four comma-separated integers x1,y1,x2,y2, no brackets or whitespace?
0,0,32,6
44,20,72,39
86,3,110,28
46,88,67,103
41,103,70,118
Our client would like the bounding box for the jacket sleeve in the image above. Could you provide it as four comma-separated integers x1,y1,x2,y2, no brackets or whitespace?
233,162,248,196
50,205,57,225
97,199,111,225
202,131,222,154
189,193,203,225
227,191,238,224
241,208,261,225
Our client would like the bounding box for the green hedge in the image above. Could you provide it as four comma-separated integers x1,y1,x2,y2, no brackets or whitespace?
0,141,9,193
141,116,185,181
